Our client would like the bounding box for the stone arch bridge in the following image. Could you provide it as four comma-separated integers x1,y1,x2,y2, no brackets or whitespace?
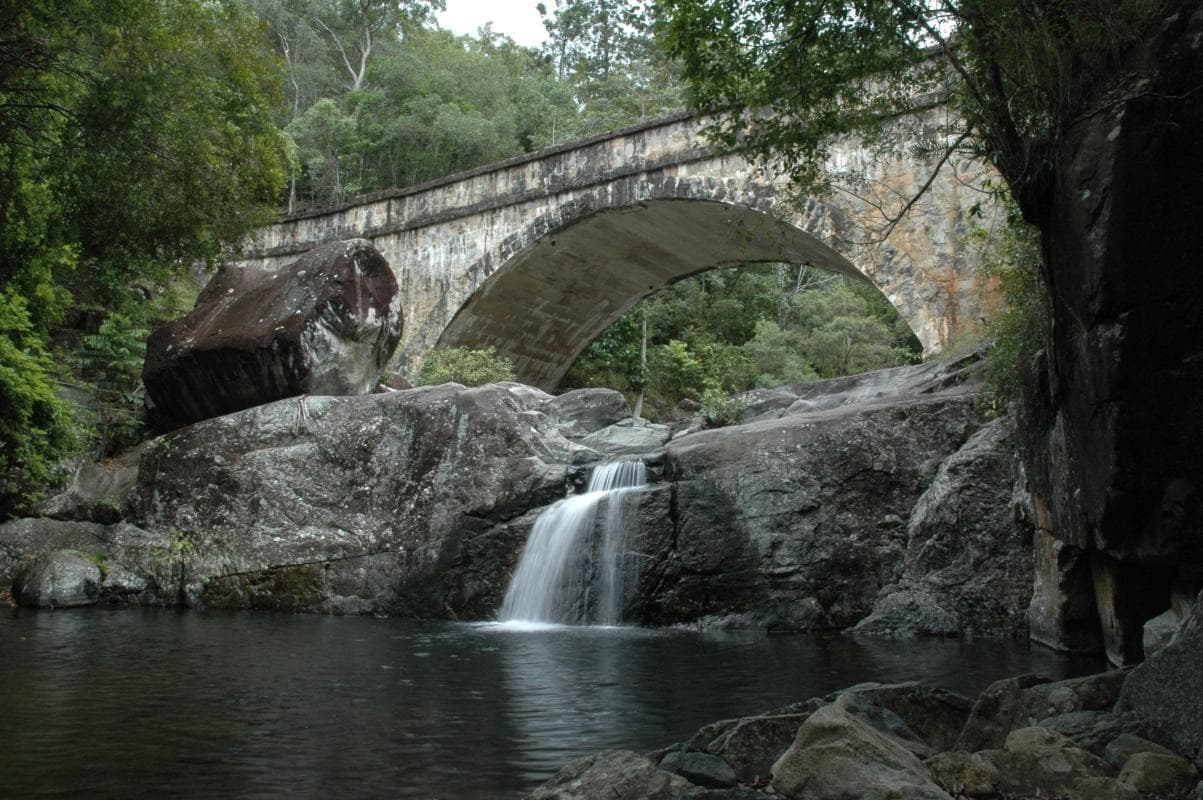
235,109,998,389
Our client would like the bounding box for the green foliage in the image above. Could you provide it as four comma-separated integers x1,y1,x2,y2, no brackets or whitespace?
150,528,195,567
0,292,75,518
700,382,745,428
564,263,921,419
263,0,685,208
657,0,1167,220
415,346,517,387
539,0,684,138
0,0,290,516
971,207,1046,417
72,313,149,456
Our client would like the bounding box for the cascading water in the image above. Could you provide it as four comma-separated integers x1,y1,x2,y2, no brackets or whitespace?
500,459,647,625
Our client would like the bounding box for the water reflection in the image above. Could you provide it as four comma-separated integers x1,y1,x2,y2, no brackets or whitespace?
0,609,1103,799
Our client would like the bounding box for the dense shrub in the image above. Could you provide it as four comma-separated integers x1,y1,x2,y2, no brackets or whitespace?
415,346,517,387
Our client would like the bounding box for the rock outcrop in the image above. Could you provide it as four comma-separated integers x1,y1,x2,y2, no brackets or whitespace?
616,357,1037,633
143,239,402,428
1117,590,1203,768
2,357,1032,637
1018,7,1203,665
852,417,1032,638
525,666,1203,800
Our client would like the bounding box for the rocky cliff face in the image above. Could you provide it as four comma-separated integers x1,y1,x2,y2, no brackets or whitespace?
1019,8,1203,666
2,359,1034,639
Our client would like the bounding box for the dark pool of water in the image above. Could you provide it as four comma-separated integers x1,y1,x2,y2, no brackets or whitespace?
0,608,1103,799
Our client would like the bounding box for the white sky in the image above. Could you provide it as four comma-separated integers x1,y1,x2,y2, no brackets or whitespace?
436,0,549,48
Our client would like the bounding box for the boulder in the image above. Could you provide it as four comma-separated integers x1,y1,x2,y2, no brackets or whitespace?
540,388,631,438
1039,710,1170,758
929,747,1137,800
769,702,952,800
124,383,574,615
1117,751,1199,795
1105,733,1181,769
957,670,1127,752
143,239,402,428
695,713,811,783
580,419,670,456
0,518,208,607
1117,592,1203,765
13,551,101,608
834,683,972,753
657,750,737,788
527,750,693,800
853,418,1033,638
39,443,144,524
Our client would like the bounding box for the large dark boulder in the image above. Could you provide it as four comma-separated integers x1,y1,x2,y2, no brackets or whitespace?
143,239,402,428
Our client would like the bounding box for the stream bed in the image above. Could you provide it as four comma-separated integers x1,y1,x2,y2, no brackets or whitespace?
0,608,1102,798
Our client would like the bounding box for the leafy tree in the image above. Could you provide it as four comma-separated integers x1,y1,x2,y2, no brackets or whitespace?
657,0,1166,214
563,263,919,418
415,346,517,386
71,313,150,456
0,292,75,519
539,0,684,139
969,201,1045,417
0,0,289,515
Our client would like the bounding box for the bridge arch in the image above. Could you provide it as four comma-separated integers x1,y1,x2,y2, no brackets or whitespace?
234,110,999,383
436,195,871,390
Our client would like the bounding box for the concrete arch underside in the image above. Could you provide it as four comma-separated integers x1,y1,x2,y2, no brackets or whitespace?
437,198,876,391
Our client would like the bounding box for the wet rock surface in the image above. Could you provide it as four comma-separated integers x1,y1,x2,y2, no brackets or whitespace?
143,239,403,428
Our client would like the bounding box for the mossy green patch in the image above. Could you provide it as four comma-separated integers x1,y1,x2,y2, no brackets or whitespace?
202,564,323,613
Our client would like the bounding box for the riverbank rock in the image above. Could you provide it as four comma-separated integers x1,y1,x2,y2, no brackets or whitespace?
143,239,402,428
1117,591,1203,767
770,701,954,799
525,661,1203,800
12,551,102,608
38,444,144,524
540,388,632,438
1014,6,1203,666
1,357,1029,629
528,750,694,800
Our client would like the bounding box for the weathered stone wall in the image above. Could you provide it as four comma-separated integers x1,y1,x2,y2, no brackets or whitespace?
235,108,1000,387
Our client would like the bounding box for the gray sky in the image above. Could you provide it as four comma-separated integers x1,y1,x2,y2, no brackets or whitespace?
436,0,548,47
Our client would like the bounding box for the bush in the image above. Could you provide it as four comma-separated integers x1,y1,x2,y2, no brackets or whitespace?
970,206,1046,417
415,346,517,387
71,312,148,456
0,291,75,518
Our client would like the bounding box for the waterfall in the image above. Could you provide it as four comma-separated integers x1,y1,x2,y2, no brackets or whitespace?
500,459,647,625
